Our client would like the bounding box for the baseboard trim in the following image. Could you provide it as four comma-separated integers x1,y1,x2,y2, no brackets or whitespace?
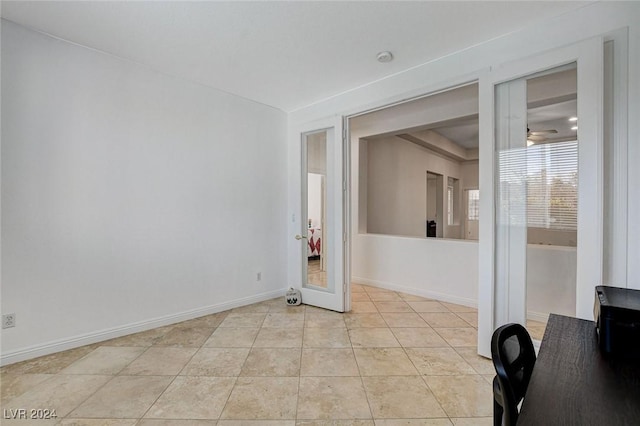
351,276,477,308
526,310,550,323
1,288,287,366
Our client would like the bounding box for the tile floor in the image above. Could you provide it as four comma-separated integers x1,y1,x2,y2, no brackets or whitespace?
1,284,495,425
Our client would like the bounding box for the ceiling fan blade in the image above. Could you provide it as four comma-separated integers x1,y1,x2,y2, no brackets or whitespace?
528,135,547,142
529,129,558,135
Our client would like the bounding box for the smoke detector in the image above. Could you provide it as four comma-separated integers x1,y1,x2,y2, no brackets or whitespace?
376,51,394,63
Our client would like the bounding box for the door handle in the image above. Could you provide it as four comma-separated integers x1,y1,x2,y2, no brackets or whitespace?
295,234,308,240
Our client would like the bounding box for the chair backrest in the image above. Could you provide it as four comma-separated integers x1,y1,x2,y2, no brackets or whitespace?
491,323,536,426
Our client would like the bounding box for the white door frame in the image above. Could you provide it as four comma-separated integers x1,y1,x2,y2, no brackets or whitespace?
477,37,604,357
291,115,346,312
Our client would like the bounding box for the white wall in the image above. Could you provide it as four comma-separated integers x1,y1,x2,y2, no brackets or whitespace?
352,234,479,306
0,21,288,364
365,136,466,238
526,245,577,321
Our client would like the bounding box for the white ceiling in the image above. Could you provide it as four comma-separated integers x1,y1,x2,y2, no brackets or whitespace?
1,1,591,112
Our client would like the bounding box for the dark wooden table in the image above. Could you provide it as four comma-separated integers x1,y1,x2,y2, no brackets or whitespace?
518,314,640,425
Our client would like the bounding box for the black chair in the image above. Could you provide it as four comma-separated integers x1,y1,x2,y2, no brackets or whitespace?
491,323,536,426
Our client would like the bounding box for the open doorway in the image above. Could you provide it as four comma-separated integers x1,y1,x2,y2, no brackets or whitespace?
347,82,480,305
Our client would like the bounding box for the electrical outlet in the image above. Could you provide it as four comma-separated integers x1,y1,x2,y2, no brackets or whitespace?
2,313,16,329
256,272,262,282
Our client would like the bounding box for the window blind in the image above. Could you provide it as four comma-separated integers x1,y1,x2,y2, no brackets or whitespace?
468,190,480,221
498,141,578,231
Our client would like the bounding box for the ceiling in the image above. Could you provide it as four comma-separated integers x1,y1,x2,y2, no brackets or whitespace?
360,67,577,155
1,1,592,112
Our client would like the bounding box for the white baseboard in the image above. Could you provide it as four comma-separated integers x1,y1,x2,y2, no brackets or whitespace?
1,288,287,366
526,310,550,323
351,276,477,308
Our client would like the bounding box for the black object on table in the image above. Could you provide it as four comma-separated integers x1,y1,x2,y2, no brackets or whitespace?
517,314,640,426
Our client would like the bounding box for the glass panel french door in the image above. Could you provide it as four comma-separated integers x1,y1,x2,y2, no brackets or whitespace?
478,38,603,357
295,117,345,312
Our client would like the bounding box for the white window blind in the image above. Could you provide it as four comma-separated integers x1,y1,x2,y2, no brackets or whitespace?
467,190,480,221
498,141,578,231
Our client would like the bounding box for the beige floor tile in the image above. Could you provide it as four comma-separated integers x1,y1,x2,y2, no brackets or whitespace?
219,421,295,426
354,348,418,376
59,419,138,425
297,377,372,420
352,292,372,302
374,420,452,425
405,348,476,376
181,348,250,376
0,419,58,426
344,313,388,328
418,313,470,328
69,376,172,418
363,376,446,419
424,375,492,418
219,313,266,328
146,376,235,419
407,301,450,313
440,303,477,313
367,292,403,302
268,304,306,314
397,293,434,302
298,421,373,426
203,327,259,348
152,327,215,347
253,328,303,348
2,374,111,417
61,347,146,375
351,284,367,292
220,422,295,426
220,377,298,420
138,420,217,426
1,345,100,375
350,302,379,313
305,312,346,328
303,328,351,348
240,348,301,376
453,347,495,375
390,328,449,348
433,328,477,347
120,347,197,376
102,327,174,347
348,328,400,348
373,301,413,313
363,287,394,295
381,313,429,328
263,312,305,328
300,348,360,377
527,325,546,341
175,312,228,328
1,373,53,404
450,418,492,425
455,312,478,328
231,303,271,314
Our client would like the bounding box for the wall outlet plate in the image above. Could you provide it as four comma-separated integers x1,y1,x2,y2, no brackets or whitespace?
2,313,16,329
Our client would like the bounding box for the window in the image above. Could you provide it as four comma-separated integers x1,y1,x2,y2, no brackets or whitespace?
467,189,480,221
498,140,577,231
447,185,454,225
447,177,459,226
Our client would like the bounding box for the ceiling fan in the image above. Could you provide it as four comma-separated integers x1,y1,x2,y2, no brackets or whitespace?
527,127,557,143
